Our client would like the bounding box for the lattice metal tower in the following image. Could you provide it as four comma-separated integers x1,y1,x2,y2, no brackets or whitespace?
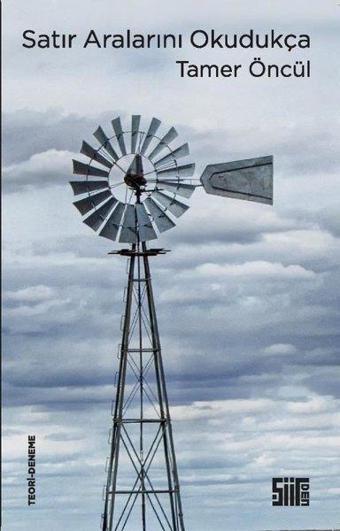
70,114,273,530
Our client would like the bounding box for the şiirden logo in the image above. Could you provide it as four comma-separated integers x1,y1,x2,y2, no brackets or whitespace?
272,477,310,506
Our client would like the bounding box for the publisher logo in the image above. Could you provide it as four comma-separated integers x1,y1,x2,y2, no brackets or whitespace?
272,477,310,506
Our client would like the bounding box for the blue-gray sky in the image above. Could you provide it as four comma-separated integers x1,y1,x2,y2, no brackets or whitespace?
2,1,340,530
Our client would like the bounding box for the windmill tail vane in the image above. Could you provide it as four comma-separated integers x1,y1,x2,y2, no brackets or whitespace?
69,114,274,530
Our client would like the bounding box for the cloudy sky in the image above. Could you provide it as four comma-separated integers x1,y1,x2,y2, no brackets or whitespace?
2,1,340,530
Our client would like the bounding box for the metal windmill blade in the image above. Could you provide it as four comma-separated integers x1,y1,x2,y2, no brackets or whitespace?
93,126,119,161
135,203,158,241
144,196,176,233
70,180,109,195
99,202,126,241
82,197,117,231
156,162,195,179
140,117,161,155
111,116,127,157
73,159,109,178
80,141,113,169
73,189,112,216
130,114,141,153
148,127,178,161
151,190,189,218
119,204,137,243
153,143,190,169
156,181,195,199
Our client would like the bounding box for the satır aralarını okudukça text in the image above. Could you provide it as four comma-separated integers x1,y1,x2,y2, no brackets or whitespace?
22,28,310,52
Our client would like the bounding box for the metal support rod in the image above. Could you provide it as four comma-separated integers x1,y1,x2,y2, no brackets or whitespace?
103,248,136,531
142,242,185,531
137,245,147,530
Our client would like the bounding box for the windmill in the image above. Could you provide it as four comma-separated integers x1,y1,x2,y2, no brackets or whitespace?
70,114,273,531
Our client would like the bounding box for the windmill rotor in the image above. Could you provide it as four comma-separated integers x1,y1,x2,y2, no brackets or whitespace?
70,115,196,244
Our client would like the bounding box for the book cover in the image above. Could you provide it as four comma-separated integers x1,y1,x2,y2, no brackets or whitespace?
2,1,340,530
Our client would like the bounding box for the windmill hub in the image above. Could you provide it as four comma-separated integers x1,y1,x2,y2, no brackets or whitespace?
124,154,147,192
124,172,147,190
